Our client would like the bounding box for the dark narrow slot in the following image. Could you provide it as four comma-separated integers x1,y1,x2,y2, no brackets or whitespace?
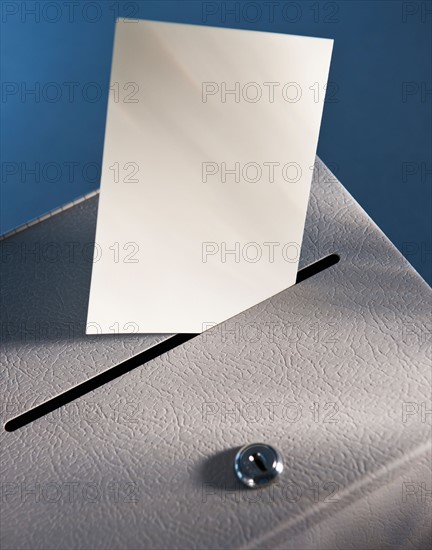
5,253,339,432
296,253,339,284
252,453,268,472
4,333,196,432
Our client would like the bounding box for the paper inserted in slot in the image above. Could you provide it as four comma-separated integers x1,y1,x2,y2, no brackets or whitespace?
86,20,333,334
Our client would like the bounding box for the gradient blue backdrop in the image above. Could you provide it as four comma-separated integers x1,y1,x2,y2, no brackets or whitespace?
1,0,431,283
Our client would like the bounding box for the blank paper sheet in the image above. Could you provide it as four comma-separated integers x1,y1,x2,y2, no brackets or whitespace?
86,20,333,334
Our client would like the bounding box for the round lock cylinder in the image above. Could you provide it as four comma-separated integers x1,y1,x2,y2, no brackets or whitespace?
234,443,283,488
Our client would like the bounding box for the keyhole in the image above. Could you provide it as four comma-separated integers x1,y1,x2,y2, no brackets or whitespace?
250,452,268,472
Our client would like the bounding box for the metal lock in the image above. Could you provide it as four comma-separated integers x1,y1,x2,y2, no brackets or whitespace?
234,443,283,488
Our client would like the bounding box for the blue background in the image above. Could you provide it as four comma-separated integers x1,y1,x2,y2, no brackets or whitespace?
1,0,431,283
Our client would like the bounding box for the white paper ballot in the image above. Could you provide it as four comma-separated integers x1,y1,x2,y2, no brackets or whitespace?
86,20,333,334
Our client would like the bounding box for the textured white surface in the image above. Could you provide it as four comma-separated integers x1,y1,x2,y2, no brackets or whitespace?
86,20,333,333
1,159,431,549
